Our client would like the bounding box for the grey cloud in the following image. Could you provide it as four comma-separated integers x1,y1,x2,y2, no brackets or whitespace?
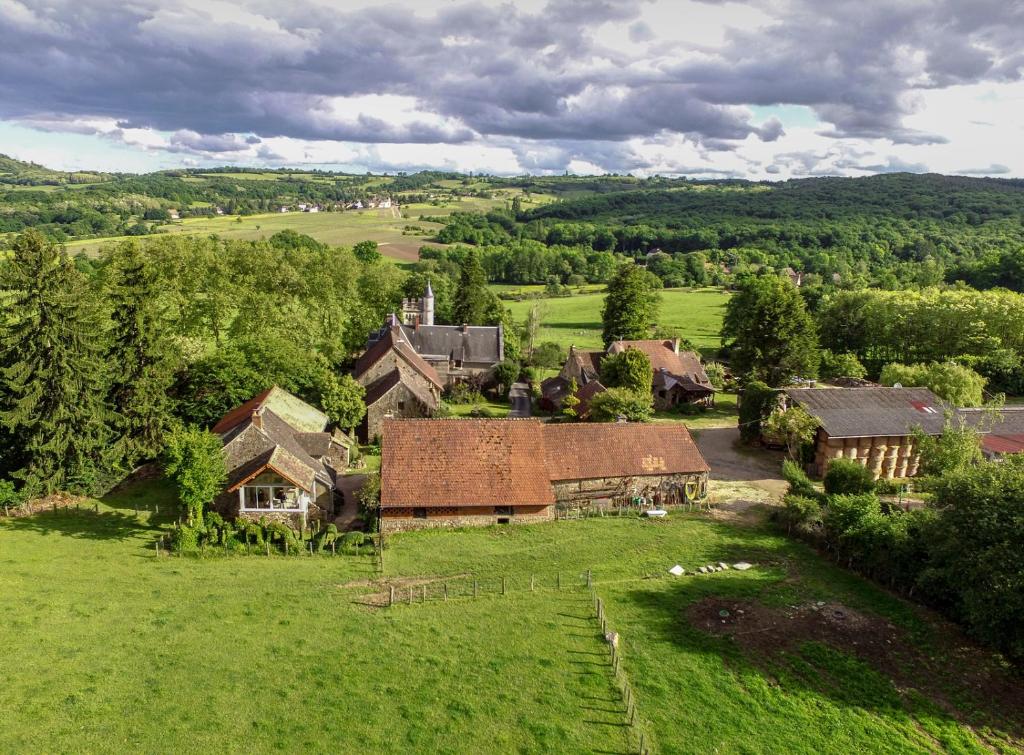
0,0,1020,171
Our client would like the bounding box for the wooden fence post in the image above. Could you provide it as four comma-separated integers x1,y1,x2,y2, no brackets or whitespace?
155,540,159,557
285,540,289,557
530,575,535,591
408,587,413,605
556,573,561,590
266,541,271,557
473,579,478,598
444,582,448,602
587,569,592,588
389,586,395,606
422,585,426,603
331,541,336,556
501,577,506,595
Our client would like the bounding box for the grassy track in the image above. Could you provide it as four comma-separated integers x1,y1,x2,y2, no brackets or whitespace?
1,478,1018,753
504,287,731,356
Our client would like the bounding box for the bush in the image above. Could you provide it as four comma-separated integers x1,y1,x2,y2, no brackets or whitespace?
782,459,819,499
171,524,200,552
823,492,881,549
341,531,368,552
265,521,301,554
823,459,876,495
819,350,867,380
704,361,726,390
776,494,822,534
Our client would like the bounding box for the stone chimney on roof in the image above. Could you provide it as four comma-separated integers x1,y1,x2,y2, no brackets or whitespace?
461,323,468,332
252,408,263,430
671,338,680,354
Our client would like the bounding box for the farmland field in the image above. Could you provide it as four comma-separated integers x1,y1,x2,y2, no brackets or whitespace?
2,478,1020,754
59,195,533,260
503,287,731,356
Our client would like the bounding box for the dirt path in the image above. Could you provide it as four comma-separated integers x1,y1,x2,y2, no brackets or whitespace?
694,426,788,503
333,474,367,531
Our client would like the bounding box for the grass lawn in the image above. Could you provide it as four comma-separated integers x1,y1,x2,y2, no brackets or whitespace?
1,479,1020,753
503,287,731,357
653,391,739,430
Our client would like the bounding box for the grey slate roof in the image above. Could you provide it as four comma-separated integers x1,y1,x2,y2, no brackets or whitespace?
221,408,335,492
397,323,503,365
785,387,948,438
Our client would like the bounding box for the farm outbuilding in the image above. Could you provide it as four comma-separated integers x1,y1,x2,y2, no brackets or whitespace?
379,418,710,532
784,387,947,479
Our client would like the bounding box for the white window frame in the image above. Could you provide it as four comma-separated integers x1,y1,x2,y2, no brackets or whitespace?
238,485,310,513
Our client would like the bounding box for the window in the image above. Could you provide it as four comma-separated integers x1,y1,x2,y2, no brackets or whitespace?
241,485,307,512
397,400,406,410
413,507,427,519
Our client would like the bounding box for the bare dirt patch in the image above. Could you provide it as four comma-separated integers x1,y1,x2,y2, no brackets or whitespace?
687,596,1024,745
3,491,91,518
377,240,423,261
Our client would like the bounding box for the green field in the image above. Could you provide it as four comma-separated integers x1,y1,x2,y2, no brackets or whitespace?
60,196,513,260
504,287,731,356
1,479,1020,753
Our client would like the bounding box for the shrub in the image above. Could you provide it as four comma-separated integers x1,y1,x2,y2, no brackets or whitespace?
823,493,881,541
265,521,300,554
171,524,200,552
704,361,726,390
782,459,819,499
819,350,867,380
776,494,822,534
823,459,876,495
738,380,776,444
588,388,653,423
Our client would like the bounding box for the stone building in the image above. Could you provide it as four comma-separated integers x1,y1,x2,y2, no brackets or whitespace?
367,282,504,387
548,340,714,411
784,387,946,479
211,387,351,527
379,419,710,532
352,323,443,441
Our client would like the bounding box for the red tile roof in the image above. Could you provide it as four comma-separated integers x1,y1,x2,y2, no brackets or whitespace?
608,340,711,387
381,419,555,508
353,325,443,390
542,422,709,481
380,418,710,507
982,434,1024,456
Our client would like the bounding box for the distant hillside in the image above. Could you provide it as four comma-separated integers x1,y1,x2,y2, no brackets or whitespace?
524,173,1024,226
0,153,108,188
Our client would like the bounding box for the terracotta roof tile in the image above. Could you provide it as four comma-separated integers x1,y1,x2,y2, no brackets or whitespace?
381,419,555,508
543,423,709,481
608,340,711,387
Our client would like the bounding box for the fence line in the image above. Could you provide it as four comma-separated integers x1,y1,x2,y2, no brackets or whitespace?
589,583,652,755
383,570,593,606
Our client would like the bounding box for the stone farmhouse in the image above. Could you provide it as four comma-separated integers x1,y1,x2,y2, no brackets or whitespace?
544,339,714,411
211,387,351,528
366,282,504,386
379,419,710,532
352,323,443,442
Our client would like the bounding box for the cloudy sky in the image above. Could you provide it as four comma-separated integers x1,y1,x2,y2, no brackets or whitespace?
1,0,1022,178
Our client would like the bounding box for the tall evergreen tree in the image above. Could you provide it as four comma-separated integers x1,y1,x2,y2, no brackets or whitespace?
601,265,662,346
105,241,178,464
453,249,493,325
0,231,111,494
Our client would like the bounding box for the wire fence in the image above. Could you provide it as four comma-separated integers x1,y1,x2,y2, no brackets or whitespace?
589,584,653,755
384,570,590,606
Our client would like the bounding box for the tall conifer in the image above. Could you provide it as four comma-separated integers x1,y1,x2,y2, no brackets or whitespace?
106,241,177,464
0,231,110,494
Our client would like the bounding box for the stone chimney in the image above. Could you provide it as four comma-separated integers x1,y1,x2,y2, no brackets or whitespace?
461,323,468,332
671,338,680,354
251,408,263,430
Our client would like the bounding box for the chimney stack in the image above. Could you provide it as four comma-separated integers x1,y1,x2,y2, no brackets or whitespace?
252,408,263,430
672,338,680,354
461,323,468,332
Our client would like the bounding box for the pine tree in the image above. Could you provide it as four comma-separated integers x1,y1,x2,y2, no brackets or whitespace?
453,249,493,325
0,231,111,494
105,241,178,464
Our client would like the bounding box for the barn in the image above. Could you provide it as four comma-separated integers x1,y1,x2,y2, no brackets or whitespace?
379,419,710,531
785,387,947,479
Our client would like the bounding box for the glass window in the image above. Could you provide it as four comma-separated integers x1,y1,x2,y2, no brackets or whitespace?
241,485,305,512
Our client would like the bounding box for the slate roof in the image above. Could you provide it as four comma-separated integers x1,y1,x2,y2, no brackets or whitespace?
354,324,443,389
397,323,503,365
380,418,711,507
785,387,947,439
543,423,709,481
380,419,555,508
540,376,570,403
608,340,713,390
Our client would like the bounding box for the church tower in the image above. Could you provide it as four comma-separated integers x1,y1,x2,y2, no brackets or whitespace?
423,280,435,326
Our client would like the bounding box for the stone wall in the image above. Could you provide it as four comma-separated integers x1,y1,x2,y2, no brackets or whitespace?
381,504,553,532
357,350,441,404
364,382,434,441
812,430,921,480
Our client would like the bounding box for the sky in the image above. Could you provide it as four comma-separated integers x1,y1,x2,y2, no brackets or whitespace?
1,0,1022,179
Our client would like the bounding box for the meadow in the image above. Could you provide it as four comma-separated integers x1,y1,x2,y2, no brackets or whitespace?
2,479,1020,754
504,287,732,356
60,195,520,260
